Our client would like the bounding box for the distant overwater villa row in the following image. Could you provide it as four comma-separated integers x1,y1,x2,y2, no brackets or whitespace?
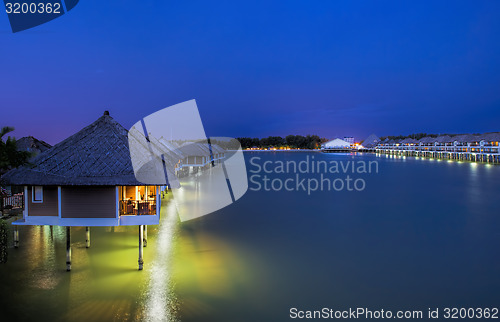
374,136,500,163
353,133,500,163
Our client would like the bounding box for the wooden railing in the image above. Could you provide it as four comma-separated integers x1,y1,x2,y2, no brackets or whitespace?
120,200,156,216
2,193,24,210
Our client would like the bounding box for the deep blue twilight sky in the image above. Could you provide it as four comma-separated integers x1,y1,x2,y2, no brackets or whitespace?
1,1,500,144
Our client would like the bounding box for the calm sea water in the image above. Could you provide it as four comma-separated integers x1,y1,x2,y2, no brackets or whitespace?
1,152,499,321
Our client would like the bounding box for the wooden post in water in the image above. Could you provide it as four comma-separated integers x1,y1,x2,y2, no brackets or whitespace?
66,226,71,271
86,227,90,248
143,225,147,247
138,225,144,270
13,225,19,248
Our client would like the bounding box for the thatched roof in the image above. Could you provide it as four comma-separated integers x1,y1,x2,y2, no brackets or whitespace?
2,112,169,186
177,142,211,157
16,136,52,155
478,132,500,142
158,138,185,160
380,132,500,145
400,138,418,144
452,134,478,143
146,135,184,167
418,136,436,144
435,135,453,143
211,144,226,154
361,134,380,148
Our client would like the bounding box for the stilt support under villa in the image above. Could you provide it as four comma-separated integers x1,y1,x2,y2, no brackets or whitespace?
13,226,19,248
66,226,72,271
138,225,144,270
86,227,90,248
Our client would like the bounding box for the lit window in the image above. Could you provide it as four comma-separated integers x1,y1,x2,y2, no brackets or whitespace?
33,186,43,203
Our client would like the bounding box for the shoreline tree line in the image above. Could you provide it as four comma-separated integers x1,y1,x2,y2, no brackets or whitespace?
0,126,31,264
237,135,328,149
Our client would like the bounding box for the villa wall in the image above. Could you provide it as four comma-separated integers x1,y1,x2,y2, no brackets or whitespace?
27,186,58,216
61,186,116,218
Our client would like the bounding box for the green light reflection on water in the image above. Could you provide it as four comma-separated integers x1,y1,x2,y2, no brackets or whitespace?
0,190,258,322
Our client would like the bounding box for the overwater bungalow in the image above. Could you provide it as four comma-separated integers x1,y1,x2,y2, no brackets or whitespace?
480,133,500,152
2,111,169,270
418,136,436,147
176,141,212,171
434,135,453,145
210,143,226,164
156,137,184,170
399,138,418,147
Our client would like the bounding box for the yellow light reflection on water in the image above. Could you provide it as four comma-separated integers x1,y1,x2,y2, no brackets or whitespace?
63,225,151,322
170,225,254,321
143,197,179,322
3,189,262,322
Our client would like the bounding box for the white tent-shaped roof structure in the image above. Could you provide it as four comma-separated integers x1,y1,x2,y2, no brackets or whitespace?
322,138,351,149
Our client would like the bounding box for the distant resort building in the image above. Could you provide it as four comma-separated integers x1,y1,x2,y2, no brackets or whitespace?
343,137,355,145
321,138,353,152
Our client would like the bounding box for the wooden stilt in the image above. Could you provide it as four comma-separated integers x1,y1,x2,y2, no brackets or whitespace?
143,225,147,247
13,225,19,248
66,226,71,271
86,227,90,248
138,225,144,270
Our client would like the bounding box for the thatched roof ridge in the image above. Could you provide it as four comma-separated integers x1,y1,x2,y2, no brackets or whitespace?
362,134,380,148
177,142,211,157
211,144,226,154
418,137,436,144
452,134,478,143
478,132,500,142
400,138,418,144
158,138,186,160
435,135,453,143
146,135,183,167
16,136,52,154
2,113,168,186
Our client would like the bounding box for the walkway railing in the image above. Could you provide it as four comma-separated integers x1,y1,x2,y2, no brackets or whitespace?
120,200,156,216
2,193,24,209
